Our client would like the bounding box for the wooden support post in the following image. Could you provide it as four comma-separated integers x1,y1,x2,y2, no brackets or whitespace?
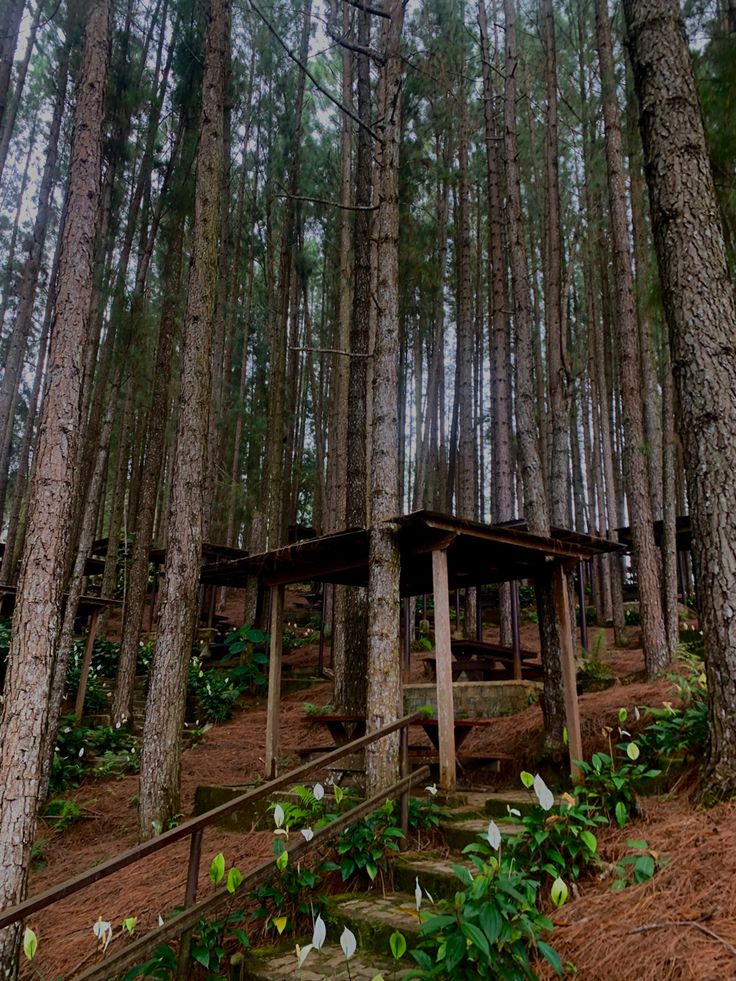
318,586,327,676
511,581,522,681
552,564,583,779
264,584,285,780
577,569,588,652
74,609,100,720
431,549,456,792
403,598,411,684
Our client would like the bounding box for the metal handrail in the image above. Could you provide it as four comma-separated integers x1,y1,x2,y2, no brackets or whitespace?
0,711,424,931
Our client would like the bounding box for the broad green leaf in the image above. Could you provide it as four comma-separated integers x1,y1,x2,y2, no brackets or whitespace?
122,916,137,936
23,927,38,961
626,839,649,850
550,876,568,908
618,707,628,723
209,852,225,884
226,867,243,893
615,801,628,828
627,742,640,761
520,771,534,789
273,917,288,935
538,940,563,975
276,849,289,870
460,921,490,958
580,830,598,853
389,930,407,960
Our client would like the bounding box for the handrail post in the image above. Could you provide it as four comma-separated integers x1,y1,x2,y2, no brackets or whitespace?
176,827,203,980
399,723,409,845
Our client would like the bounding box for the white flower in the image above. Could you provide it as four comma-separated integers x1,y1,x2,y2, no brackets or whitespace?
533,774,554,811
92,918,112,951
273,804,285,829
425,784,438,796
415,876,423,911
296,943,313,968
313,783,325,801
312,914,326,950
486,820,501,850
340,927,357,960
301,828,314,842
78,747,85,758
158,914,164,927
506,806,521,818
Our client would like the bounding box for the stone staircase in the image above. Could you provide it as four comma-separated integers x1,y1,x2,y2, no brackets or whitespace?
238,789,539,980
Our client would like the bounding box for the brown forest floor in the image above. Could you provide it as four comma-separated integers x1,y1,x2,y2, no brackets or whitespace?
22,598,736,980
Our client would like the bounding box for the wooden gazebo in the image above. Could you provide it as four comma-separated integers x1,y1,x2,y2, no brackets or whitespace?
204,510,623,790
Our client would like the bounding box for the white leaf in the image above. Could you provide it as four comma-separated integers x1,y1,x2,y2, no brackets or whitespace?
273,803,285,829
93,919,111,940
486,820,501,851
296,943,313,968
301,827,314,842
313,783,325,801
340,926,357,960
425,784,438,796
533,774,554,811
415,876,423,911
312,914,327,950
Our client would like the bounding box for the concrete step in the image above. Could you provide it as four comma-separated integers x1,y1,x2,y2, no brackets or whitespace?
238,942,396,979
325,891,423,953
394,853,470,901
440,816,525,852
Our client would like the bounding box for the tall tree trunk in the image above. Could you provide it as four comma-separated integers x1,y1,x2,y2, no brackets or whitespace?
541,0,569,526
138,0,229,839
336,2,371,715
624,0,736,798
596,0,667,676
365,0,404,796
479,0,514,644
0,3,110,971
0,0,41,181
504,0,565,752
0,44,69,510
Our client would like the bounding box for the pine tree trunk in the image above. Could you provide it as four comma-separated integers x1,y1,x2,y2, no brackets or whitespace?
624,0,736,797
0,3,110,971
365,0,404,796
138,0,229,839
596,0,667,676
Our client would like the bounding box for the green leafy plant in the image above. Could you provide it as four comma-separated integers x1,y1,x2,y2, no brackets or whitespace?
222,624,270,694
122,944,177,980
188,657,245,724
611,839,668,891
639,653,708,759
578,630,613,686
406,857,562,979
575,726,661,828
333,800,404,885
43,797,85,832
508,791,605,888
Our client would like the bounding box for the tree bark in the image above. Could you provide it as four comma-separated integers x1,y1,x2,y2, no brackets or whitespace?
138,0,229,839
504,0,566,752
365,0,404,796
596,0,668,676
0,3,110,972
624,0,736,797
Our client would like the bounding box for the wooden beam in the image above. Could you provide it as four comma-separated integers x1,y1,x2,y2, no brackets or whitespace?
552,563,583,779
264,584,285,779
74,609,100,720
431,549,456,792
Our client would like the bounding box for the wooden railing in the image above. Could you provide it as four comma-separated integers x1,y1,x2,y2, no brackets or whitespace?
0,712,428,981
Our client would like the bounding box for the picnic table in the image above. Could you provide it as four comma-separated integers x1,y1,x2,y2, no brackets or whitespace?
298,714,512,775
419,639,543,682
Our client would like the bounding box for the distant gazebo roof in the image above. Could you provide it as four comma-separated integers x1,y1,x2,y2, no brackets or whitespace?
200,509,622,592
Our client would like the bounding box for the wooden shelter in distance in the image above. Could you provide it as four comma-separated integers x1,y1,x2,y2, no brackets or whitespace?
205,510,624,790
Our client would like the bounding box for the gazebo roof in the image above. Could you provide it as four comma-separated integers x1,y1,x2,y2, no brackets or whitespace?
201,509,623,594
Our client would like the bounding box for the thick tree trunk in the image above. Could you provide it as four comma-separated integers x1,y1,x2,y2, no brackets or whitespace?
0,3,110,973
138,0,228,839
624,0,736,798
504,0,565,751
596,0,668,677
365,0,404,796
